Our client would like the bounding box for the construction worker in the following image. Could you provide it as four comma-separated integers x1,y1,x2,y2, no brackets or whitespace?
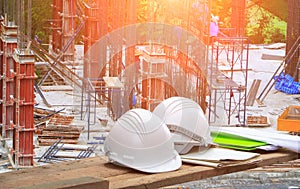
210,15,219,45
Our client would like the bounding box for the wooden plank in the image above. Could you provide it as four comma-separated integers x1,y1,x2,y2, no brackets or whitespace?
246,79,261,106
38,138,79,146
109,151,298,189
19,177,109,189
43,125,82,131
39,131,80,138
263,43,286,50
103,77,124,88
41,85,74,91
0,150,298,189
261,51,284,60
38,135,80,139
247,115,268,124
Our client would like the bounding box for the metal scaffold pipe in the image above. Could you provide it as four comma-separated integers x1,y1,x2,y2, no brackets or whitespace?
15,0,32,52
27,0,32,45
4,0,16,25
0,0,3,17
16,0,25,51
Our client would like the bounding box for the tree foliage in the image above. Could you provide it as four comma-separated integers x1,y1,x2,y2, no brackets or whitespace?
212,0,286,44
211,0,232,28
29,0,286,45
31,0,52,43
246,4,286,44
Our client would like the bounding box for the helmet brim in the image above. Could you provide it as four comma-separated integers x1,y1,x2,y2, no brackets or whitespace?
132,152,182,173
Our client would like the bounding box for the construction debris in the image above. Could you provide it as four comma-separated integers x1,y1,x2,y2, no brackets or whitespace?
263,43,286,50
250,159,300,172
35,108,66,134
246,115,269,126
38,138,96,163
35,110,83,146
261,48,285,60
48,114,75,125
37,125,83,146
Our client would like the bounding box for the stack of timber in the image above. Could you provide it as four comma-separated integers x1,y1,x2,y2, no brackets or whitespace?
37,114,83,146
48,114,74,125
34,108,65,134
246,115,269,126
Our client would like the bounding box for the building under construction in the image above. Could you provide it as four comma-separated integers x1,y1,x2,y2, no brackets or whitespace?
0,0,299,188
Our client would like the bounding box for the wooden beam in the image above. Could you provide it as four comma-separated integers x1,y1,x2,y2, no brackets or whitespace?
246,79,261,106
0,150,298,189
19,177,109,189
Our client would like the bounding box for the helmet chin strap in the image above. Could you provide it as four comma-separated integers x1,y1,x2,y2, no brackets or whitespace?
167,124,208,146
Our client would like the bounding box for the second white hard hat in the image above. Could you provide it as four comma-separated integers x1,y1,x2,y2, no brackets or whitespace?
153,97,212,154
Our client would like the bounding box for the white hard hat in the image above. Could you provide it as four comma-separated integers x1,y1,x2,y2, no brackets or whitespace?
104,108,182,173
153,97,212,154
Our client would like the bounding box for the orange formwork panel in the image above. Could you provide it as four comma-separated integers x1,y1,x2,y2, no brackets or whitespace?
277,106,300,132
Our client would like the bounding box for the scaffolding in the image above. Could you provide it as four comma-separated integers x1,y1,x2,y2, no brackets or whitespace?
83,77,124,139
208,35,249,126
37,0,85,87
43,0,300,126
206,0,249,126
80,0,211,122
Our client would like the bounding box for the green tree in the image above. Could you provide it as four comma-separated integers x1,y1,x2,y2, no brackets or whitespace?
211,0,232,28
31,0,52,43
212,0,287,44
246,5,286,44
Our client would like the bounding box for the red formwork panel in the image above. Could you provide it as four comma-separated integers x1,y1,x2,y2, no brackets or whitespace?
5,51,17,138
231,0,246,36
13,52,35,167
52,0,63,53
0,21,34,166
83,2,103,53
17,64,35,166
2,41,17,138
61,0,77,61
0,18,3,127
1,22,18,138
83,3,103,79
0,37,3,127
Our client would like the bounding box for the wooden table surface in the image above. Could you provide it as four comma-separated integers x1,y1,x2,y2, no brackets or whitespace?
0,150,298,189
